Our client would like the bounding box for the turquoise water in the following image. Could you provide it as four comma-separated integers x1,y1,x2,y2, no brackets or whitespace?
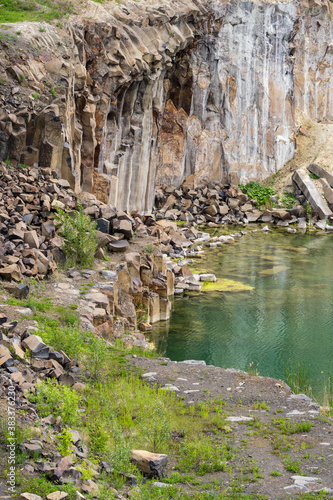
151,227,333,399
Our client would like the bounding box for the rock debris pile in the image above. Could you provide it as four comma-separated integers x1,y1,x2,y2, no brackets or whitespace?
154,175,333,231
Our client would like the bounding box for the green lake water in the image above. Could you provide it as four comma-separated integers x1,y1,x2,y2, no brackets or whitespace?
151,227,333,400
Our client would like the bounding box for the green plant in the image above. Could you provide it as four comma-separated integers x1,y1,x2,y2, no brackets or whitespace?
109,421,134,474
240,181,275,208
280,193,297,209
285,361,312,398
4,157,12,167
0,78,7,85
39,23,46,31
270,470,282,477
18,163,29,168
305,202,312,222
76,461,95,481
56,428,74,456
254,401,270,412
18,72,25,83
87,417,109,458
248,362,260,376
283,456,302,473
273,417,313,435
55,203,98,268
143,243,154,254
144,400,170,452
177,434,233,475
32,91,39,100
309,172,319,180
51,85,57,97
28,379,82,426
0,0,74,23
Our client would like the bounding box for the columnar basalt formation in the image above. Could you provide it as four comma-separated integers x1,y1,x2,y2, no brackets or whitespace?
0,0,332,212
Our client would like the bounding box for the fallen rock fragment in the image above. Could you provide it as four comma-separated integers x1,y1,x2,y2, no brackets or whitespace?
131,450,168,478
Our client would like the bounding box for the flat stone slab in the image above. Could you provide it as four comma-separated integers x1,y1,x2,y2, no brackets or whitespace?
293,170,332,219
320,178,333,205
308,163,333,187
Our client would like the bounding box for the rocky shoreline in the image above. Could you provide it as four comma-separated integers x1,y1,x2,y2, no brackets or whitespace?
1,165,333,499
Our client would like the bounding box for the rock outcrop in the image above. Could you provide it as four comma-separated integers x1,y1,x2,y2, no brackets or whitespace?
0,0,332,211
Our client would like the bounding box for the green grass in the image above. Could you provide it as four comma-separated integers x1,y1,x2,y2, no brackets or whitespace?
0,0,73,23
273,417,313,435
309,172,320,180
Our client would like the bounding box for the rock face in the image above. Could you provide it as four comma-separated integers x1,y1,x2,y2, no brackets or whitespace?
0,0,332,211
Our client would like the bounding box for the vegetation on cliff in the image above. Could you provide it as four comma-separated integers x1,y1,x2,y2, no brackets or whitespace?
0,0,73,23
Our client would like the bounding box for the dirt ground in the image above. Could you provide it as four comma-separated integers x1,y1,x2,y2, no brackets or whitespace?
265,111,333,199
129,356,333,498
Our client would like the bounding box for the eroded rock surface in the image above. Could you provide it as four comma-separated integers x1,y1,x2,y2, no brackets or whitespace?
0,0,332,212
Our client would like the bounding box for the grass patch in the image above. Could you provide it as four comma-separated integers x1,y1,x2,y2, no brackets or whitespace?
0,0,73,23
273,418,313,435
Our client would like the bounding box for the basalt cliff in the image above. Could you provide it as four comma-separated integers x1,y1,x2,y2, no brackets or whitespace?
0,0,332,212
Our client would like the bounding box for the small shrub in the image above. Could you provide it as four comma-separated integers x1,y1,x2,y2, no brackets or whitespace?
55,203,98,268
144,400,170,453
110,422,133,474
270,470,282,477
240,181,275,207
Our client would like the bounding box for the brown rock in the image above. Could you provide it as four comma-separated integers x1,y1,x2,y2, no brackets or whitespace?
131,450,168,478
108,240,129,252
58,374,75,386
20,494,43,500
92,308,107,326
46,492,68,500
0,264,22,281
24,230,40,249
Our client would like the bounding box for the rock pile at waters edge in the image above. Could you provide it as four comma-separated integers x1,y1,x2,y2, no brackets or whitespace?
153,175,331,228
